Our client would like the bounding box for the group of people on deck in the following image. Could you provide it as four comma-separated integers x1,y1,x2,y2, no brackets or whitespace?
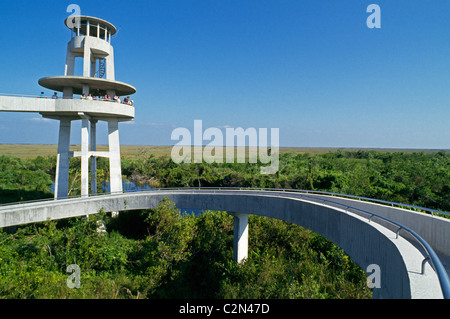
80,93,134,105
40,92,134,106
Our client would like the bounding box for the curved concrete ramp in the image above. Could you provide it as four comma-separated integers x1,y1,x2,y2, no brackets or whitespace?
293,193,450,259
0,189,446,299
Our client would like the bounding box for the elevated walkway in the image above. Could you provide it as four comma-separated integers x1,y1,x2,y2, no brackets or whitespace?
0,95,134,120
0,188,449,299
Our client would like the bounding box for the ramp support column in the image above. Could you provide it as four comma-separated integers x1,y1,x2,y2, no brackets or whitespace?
230,212,249,264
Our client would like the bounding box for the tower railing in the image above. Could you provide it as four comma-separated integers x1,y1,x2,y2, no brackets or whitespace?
0,92,134,105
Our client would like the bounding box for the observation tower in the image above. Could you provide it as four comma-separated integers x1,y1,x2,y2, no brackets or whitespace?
37,15,136,199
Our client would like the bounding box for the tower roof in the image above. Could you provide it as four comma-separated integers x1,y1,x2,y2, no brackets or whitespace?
64,15,117,36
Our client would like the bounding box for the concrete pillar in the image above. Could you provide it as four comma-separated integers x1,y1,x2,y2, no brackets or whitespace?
82,85,90,97
106,50,115,81
80,118,90,197
90,120,97,194
55,119,72,199
83,41,91,77
108,119,122,194
108,119,122,217
230,212,249,263
63,87,73,99
65,46,75,76
90,59,96,77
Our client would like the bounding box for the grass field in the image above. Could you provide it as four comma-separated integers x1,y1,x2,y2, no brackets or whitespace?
0,144,448,159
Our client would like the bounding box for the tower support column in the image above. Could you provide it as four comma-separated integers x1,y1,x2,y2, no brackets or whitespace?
108,119,122,217
83,40,91,77
108,119,122,195
90,120,97,194
63,87,73,99
55,119,72,199
91,60,96,77
64,46,75,76
80,118,90,197
106,50,115,80
82,85,90,97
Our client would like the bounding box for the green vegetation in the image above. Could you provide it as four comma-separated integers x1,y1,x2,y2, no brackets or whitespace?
0,155,54,203
0,149,448,299
0,198,370,299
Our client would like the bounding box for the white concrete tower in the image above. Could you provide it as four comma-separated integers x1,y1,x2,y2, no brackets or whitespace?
38,15,136,199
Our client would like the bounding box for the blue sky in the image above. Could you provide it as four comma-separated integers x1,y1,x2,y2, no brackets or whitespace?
0,0,449,148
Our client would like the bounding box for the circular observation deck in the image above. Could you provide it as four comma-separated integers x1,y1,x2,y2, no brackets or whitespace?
65,15,117,38
38,76,136,96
